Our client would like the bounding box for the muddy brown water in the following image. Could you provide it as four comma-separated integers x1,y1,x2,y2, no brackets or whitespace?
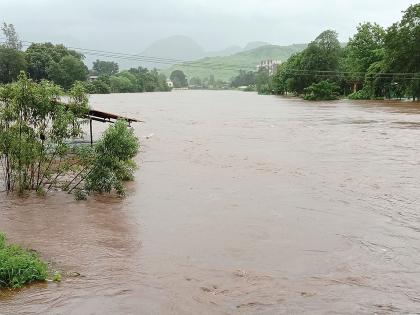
1,91,420,314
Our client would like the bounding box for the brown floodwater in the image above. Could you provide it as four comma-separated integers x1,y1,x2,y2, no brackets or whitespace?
1,90,420,314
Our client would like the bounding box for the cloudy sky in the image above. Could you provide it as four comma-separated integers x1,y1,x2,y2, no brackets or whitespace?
0,0,417,53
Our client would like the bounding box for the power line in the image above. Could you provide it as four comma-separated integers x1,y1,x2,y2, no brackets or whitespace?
1,38,419,80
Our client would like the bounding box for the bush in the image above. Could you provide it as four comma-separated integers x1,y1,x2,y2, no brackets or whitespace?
0,233,48,289
84,120,139,196
348,88,371,100
304,80,339,100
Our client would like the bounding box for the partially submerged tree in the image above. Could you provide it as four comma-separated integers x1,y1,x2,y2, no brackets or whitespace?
0,73,140,197
0,73,88,193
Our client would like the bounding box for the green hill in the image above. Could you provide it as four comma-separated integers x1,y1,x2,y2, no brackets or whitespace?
163,44,307,82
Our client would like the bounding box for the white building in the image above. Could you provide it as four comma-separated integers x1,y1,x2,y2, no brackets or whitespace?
256,60,281,75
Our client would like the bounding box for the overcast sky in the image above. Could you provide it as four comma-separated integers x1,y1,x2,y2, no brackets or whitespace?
0,0,417,53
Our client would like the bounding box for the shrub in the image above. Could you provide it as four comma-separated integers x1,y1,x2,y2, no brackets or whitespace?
348,88,371,100
0,233,48,289
304,80,340,100
84,120,139,196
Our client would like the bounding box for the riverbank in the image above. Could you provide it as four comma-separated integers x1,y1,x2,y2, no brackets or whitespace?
1,90,420,314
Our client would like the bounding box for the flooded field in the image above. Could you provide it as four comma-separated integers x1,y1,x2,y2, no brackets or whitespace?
1,90,420,314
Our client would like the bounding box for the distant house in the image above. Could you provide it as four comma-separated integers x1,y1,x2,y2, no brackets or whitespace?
89,75,99,82
256,60,281,75
166,79,174,88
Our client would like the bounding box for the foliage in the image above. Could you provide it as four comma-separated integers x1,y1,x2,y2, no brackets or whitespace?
84,120,139,196
304,80,339,100
0,47,27,84
86,68,170,94
0,73,88,193
0,23,26,84
231,70,256,88
92,60,119,76
25,42,87,90
1,23,22,50
170,70,188,88
84,76,111,94
0,232,48,289
271,4,419,101
383,4,420,100
348,88,371,100
48,55,88,90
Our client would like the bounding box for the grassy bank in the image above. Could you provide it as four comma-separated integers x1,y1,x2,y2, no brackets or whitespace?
0,233,48,289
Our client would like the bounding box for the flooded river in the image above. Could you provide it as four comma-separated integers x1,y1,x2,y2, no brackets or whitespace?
1,90,420,314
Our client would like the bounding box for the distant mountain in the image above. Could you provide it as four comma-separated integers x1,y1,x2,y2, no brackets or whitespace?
243,41,270,51
163,44,307,82
207,45,242,57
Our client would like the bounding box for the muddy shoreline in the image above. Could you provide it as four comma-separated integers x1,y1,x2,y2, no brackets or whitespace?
1,91,420,314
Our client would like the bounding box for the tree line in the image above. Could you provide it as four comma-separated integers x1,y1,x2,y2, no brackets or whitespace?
0,24,171,94
232,4,419,101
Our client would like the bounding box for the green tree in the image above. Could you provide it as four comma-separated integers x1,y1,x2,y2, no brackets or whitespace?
0,47,27,84
1,23,22,50
25,43,85,83
304,80,339,100
48,55,88,90
343,23,385,93
384,4,420,100
92,60,119,76
0,23,26,83
170,70,188,88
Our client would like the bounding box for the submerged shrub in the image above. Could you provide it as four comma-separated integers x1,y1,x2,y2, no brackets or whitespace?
84,120,139,196
0,233,48,289
348,88,372,100
304,80,340,101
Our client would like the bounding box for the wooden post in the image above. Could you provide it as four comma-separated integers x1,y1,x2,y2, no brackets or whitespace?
89,118,93,146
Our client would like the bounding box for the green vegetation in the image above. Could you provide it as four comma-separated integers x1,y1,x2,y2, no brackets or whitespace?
0,24,170,94
0,232,48,289
92,60,119,76
83,120,139,196
304,80,339,100
170,70,188,88
270,4,419,101
164,44,306,82
0,74,140,198
85,68,170,94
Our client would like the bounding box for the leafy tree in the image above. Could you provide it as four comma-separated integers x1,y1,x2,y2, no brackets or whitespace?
231,70,256,87
1,23,22,50
0,47,27,84
384,4,420,100
304,80,339,100
109,75,134,93
92,60,119,76
48,55,88,90
0,23,26,83
343,23,386,93
25,43,85,83
0,73,88,193
170,70,188,88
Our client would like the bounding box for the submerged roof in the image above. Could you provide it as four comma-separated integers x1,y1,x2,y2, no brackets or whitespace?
88,109,142,123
